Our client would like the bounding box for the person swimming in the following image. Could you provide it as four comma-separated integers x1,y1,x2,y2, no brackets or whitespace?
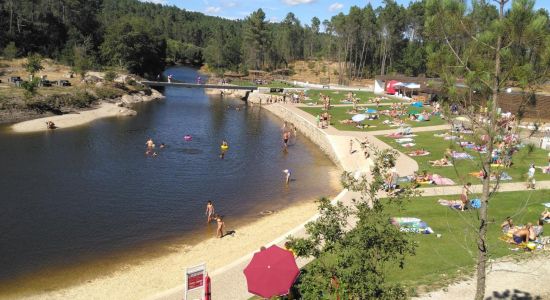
220,140,229,159
146,138,155,149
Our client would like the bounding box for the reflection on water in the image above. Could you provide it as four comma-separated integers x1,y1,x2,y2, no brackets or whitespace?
0,66,339,294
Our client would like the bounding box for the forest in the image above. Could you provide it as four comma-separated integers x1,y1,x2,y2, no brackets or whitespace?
1,0,549,81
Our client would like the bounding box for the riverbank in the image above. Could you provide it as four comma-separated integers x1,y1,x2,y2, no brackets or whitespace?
9,89,164,133
2,175,340,300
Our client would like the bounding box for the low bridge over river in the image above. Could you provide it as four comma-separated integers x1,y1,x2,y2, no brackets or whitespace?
141,81,258,91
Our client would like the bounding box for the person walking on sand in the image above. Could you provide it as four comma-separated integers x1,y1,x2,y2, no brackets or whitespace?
216,216,225,238
205,201,215,223
349,139,354,154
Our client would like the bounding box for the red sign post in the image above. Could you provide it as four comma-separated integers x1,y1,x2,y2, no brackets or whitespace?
185,263,206,300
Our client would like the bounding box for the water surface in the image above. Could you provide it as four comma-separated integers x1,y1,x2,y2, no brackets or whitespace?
0,67,338,293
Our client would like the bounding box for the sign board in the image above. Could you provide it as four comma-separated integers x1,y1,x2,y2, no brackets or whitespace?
187,270,204,290
185,263,206,300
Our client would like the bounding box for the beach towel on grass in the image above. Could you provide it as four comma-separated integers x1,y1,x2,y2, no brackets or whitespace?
444,136,459,141
391,217,434,234
543,203,550,208
401,143,416,147
396,138,414,143
431,174,455,186
451,152,473,159
409,151,430,157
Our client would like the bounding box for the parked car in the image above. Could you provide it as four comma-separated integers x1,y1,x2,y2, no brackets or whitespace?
57,80,71,86
8,76,22,83
39,80,52,87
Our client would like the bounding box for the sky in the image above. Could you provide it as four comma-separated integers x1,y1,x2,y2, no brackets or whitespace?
140,0,550,25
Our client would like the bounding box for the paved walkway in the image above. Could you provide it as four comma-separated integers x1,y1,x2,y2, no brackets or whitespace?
150,102,548,300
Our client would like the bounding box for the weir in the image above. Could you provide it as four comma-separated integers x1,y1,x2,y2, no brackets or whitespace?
141,81,258,91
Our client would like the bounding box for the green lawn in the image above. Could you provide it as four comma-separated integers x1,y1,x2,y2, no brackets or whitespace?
230,79,296,88
385,190,550,291
299,106,446,132
304,89,389,104
377,130,549,183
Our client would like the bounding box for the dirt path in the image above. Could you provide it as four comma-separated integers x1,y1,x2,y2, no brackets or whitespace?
415,254,550,300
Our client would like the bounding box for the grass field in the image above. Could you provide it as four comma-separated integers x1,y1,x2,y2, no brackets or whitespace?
385,189,550,291
299,106,447,132
377,130,550,183
304,89,391,104
229,79,296,88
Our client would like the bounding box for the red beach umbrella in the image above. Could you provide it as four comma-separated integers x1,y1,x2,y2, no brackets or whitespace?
204,273,211,300
243,245,300,298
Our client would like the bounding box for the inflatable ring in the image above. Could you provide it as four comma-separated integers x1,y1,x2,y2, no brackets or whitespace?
184,135,192,141
220,145,229,151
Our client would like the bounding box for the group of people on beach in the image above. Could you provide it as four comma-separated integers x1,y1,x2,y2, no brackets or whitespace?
205,200,226,238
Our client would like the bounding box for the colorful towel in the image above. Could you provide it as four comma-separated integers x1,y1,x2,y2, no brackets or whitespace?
451,152,473,159
396,138,414,143
391,217,434,234
432,174,455,185
409,151,430,157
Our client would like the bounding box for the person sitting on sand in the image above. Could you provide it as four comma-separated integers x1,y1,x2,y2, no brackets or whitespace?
46,121,56,129
216,215,225,238
501,217,514,233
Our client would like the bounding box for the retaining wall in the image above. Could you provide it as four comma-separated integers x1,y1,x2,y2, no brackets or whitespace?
262,104,343,170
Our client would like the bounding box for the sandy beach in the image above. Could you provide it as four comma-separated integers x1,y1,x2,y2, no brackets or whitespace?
2,192,337,300
10,102,134,133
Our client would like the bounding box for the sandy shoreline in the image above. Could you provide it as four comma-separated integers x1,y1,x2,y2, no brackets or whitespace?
3,189,338,300
10,102,132,133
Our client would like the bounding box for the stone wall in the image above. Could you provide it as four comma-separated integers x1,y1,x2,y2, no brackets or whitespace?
263,104,343,170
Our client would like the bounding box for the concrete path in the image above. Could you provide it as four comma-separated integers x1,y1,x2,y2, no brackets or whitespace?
150,102,548,300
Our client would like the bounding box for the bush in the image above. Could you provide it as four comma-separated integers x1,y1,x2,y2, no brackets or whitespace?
95,86,124,99
71,91,97,108
104,70,117,82
307,61,316,70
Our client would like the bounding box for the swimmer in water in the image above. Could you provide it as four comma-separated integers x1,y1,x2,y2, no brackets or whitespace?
146,138,155,149
160,143,166,149
220,140,229,159
283,169,291,184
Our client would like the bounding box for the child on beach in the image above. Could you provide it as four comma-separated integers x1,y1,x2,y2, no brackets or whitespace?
216,216,225,238
206,201,215,223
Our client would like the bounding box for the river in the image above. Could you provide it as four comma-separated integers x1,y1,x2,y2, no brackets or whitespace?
0,66,339,296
